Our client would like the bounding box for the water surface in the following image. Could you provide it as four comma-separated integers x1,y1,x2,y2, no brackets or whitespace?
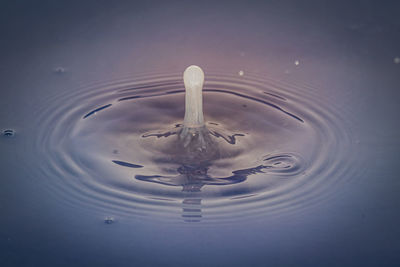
1,1,399,266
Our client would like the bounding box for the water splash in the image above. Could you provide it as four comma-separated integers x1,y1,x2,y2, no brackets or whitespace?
141,66,247,166
31,70,356,222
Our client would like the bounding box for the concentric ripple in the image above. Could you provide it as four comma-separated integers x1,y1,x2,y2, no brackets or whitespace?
32,71,357,222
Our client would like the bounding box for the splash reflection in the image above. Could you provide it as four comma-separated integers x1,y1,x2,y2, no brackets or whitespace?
130,154,298,221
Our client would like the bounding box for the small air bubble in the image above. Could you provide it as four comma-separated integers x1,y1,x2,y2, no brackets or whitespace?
238,70,244,76
54,67,66,74
394,57,400,64
294,60,300,66
104,216,115,224
2,129,15,137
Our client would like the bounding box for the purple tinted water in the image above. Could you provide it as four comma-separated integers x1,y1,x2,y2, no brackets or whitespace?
1,1,399,266
31,71,353,223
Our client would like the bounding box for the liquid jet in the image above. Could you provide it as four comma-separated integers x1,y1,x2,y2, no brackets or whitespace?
141,65,244,165
179,66,215,155
183,65,205,128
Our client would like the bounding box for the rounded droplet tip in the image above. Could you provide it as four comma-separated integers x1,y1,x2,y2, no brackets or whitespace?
183,65,205,128
184,65,204,88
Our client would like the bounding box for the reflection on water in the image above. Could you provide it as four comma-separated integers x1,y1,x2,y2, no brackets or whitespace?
135,154,300,221
182,198,202,222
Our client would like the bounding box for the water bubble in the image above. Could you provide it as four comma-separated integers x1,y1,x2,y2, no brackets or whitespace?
53,67,66,74
238,70,244,76
394,57,400,64
104,216,115,224
294,60,300,66
2,129,15,137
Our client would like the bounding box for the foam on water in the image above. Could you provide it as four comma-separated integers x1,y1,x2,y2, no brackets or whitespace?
31,70,357,223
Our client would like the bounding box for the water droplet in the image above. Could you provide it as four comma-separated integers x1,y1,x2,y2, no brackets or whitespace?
104,216,115,224
394,57,400,64
2,129,15,137
294,60,300,66
238,70,244,76
183,65,204,128
54,67,66,74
